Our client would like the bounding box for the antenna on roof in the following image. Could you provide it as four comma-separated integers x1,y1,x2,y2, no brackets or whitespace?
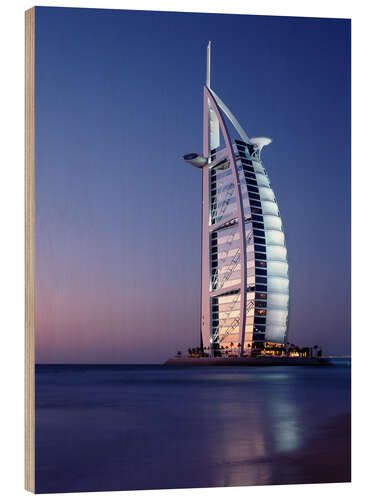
206,41,211,88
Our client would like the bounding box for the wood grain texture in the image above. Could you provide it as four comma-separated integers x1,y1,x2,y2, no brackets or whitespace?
25,7,35,493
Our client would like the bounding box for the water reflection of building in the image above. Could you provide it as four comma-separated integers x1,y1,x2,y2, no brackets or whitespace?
201,371,301,487
184,42,289,354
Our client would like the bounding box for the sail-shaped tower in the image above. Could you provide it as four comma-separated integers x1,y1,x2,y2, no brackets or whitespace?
184,42,289,355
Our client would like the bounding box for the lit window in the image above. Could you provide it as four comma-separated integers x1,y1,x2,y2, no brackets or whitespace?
255,309,267,316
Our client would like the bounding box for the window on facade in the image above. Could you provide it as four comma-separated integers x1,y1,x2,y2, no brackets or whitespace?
250,200,262,208
255,309,267,316
255,253,266,261
253,326,266,334
249,192,260,201
251,206,262,214
253,229,265,237
254,237,266,245
243,167,255,175
245,173,257,181
254,317,266,325
256,292,267,300
255,268,267,276
243,171,258,179
255,301,267,308
256,276,267,284
254,245,266,253
255,260,267,267
253,222,264,230
256,285,267,292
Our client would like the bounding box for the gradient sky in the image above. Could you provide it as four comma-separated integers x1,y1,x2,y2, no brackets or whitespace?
35,7,351,363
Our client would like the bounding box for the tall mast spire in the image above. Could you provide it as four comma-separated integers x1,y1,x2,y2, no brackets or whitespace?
206,41,211,88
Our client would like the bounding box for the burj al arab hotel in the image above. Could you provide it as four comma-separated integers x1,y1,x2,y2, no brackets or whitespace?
184,42,289,355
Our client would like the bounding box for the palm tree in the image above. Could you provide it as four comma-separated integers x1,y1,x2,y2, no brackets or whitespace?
285,342,290,356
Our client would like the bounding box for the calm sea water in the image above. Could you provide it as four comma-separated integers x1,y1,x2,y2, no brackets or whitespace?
35,362,351,493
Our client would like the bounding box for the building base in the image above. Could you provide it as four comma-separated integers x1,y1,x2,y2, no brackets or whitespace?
163,356,332,367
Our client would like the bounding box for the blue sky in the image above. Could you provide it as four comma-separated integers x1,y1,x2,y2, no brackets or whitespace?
35,7,350,362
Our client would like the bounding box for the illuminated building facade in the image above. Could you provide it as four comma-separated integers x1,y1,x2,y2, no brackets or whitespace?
184,42,289,354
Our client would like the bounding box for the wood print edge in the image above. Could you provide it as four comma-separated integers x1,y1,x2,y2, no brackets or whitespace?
25,6,35,494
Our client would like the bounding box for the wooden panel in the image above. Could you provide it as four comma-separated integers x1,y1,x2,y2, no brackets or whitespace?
25,6,35,493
